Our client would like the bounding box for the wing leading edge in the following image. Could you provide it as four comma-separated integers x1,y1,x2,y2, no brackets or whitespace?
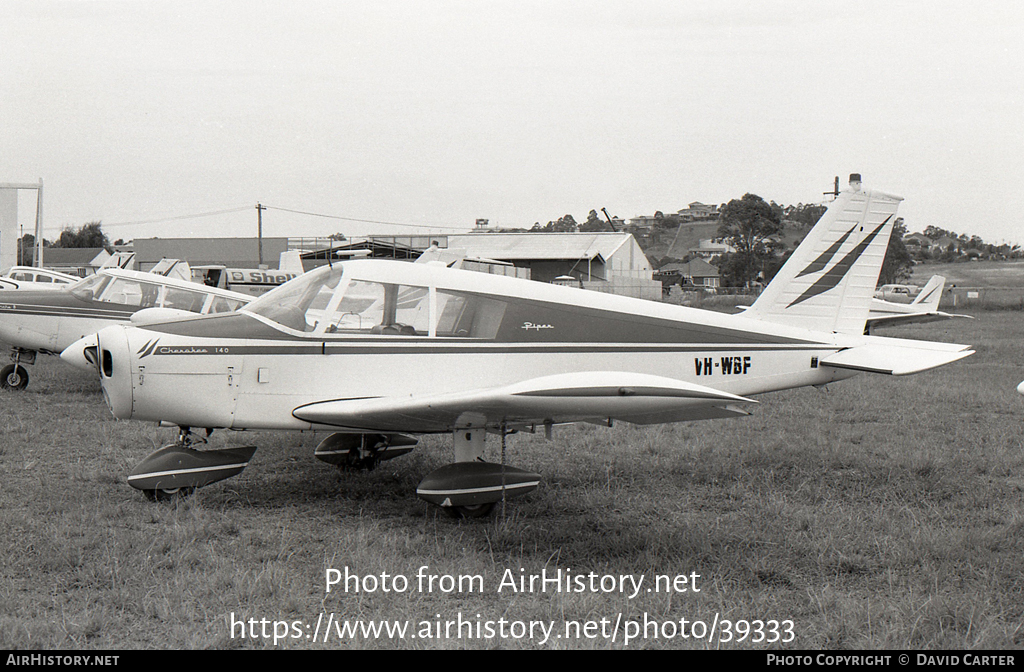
291,371,758,432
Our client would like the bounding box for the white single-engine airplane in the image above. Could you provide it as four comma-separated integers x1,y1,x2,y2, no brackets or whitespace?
0,269,251,390
866,275,973,331
65,176,974,516
0,266,81,290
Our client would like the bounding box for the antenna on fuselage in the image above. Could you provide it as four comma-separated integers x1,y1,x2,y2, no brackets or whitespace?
824,175,840,202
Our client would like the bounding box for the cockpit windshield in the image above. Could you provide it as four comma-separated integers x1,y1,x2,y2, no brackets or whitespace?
68,273,113,301
243,264,344,332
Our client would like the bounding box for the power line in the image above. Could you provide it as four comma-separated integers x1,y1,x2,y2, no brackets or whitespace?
40,203,472,235
100,206,253,228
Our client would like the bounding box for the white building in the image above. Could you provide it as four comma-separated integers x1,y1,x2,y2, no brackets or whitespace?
446,232,660,300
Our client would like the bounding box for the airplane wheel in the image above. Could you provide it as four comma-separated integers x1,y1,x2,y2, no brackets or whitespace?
337,453,379,472
0,364,28,391
142,486,196,502
445,502,496,519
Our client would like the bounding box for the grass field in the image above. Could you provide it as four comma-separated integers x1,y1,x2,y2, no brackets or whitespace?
911,261,1024,310
1,310,1022,650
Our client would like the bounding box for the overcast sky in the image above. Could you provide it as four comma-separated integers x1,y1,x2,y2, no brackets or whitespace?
2,0,1022,246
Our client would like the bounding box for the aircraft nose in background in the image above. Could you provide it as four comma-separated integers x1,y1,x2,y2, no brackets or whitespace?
60,334,100,373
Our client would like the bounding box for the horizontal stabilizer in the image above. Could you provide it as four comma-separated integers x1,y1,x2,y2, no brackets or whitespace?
866,310,974,329
820,341,974,376
293,371,757,432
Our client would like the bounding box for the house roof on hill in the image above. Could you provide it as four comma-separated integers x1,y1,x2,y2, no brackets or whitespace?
658,258,720,278
42,248,110,266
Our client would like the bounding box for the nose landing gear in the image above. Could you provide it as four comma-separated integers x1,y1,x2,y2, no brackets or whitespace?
127,427,257,501
1,364,28,391
1,348,36,391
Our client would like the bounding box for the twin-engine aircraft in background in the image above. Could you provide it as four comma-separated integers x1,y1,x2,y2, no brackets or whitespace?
866,274,973,332
0,269,251,390
64,176,975,517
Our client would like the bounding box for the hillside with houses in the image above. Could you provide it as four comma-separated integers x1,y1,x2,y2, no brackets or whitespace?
619,200,1021,293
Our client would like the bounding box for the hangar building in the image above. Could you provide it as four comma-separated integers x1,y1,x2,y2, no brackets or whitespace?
130,231,660,300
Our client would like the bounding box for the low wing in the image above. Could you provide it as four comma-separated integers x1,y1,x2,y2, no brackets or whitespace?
292,371,758,433
820,338,974,376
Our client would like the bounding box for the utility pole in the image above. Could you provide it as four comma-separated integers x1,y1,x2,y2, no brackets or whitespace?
256,202,266,266
34,178,43,267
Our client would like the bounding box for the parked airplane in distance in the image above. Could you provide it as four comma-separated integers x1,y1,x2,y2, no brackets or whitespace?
866,275,973,332
874,282,920,303
0,266,80,290
0,268,251,390
67,175,974,517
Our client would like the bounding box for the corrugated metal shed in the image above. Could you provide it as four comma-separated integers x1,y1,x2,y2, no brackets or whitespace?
133,237,290,271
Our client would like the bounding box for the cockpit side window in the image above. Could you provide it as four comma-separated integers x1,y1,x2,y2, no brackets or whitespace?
163,286,207,312
207,295,245,314
321,281,428,335
435,290,506,338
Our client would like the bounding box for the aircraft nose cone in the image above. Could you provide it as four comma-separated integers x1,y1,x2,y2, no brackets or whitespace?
61,334,100,373
92,325,134,419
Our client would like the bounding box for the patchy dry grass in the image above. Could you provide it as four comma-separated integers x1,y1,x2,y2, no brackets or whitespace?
1,313,1022,650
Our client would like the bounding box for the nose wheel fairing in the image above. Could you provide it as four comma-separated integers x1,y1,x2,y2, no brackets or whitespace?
127,443,258,496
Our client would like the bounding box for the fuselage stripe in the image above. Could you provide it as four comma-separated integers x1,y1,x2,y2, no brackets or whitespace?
141,343,836,356
127,462,251,481
416,482,541,496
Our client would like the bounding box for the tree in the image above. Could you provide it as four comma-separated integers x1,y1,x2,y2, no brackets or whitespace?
55,222,110,250
716,193,783,287
533,214,578,233
878,217,914,285
923,225,956,240
783,203,827,227
17,234,37,266
580,209,613,232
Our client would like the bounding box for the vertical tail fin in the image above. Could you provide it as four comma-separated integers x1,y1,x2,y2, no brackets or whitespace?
911,275,945,309
745,176,903,334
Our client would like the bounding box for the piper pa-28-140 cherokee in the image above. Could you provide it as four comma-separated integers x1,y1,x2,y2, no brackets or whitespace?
64,176,974,517
0,268,252,390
